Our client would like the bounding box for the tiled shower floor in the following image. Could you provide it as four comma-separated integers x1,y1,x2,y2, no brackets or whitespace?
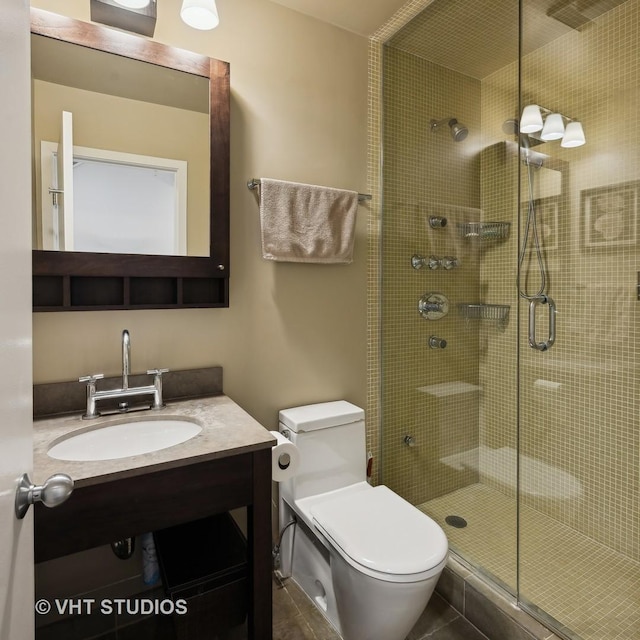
420,483,640,640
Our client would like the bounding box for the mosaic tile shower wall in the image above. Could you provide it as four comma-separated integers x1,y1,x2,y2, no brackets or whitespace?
381,47,483,507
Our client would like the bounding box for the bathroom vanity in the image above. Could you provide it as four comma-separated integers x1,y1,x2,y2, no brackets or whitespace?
33,395,275,639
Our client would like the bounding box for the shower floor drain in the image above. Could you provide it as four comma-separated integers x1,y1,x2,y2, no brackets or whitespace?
445,515,468,528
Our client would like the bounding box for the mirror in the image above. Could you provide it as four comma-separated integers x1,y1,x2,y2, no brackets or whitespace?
31,34,210,256
31,8,230,310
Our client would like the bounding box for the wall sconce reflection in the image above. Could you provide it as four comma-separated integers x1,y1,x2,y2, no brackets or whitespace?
519,104,585,148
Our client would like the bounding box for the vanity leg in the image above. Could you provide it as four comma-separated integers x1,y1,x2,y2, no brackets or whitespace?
248,448,273,639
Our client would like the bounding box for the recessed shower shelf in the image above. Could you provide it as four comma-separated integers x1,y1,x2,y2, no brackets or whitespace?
458,303,510,330
457,222,511,243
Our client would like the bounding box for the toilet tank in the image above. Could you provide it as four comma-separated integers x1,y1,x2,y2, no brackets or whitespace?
279,401,366,502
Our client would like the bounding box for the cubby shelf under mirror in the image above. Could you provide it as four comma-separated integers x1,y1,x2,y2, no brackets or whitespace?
33,275,228,311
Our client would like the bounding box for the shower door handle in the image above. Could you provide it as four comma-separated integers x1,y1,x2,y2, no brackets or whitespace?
528,296,556,351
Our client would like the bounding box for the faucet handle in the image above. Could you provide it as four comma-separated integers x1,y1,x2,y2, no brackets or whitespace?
147,369,169,410
146,368,169,377
78,373,104,384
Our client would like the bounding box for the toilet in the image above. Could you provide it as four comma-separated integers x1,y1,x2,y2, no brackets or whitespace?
277,400,448,640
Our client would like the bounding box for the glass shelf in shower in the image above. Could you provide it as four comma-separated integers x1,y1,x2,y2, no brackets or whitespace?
457,221,511,243
458,303,510,330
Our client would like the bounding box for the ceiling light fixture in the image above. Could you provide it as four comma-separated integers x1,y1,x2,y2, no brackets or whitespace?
180,0,220,30
95,0,220,34
113,0,151,8
91,0,157,36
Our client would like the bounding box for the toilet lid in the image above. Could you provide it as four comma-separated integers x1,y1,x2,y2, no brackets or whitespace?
310,485,448,577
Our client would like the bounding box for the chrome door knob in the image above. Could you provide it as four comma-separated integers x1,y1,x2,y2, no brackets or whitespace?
15,472,74,520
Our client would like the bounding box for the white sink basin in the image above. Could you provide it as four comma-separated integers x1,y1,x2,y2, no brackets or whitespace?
47,418,202,461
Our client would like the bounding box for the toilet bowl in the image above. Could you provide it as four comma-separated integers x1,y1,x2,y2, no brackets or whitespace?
277,401,448,640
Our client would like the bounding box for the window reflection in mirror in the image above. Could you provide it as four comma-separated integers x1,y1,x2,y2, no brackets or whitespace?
41,137,188,254
31,33,210,257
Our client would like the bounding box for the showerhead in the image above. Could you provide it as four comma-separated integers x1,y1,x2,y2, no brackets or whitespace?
449,119,469,142
502,118,519,135
430,117,469,142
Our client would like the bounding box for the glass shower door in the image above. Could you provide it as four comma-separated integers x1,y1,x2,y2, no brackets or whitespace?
380,1,639,638
380,0,521,597
518,1,640,638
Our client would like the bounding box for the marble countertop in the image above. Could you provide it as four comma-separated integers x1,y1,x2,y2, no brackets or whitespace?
33,395,275,488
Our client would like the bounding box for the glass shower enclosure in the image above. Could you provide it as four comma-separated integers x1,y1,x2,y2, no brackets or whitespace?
380,1,639,639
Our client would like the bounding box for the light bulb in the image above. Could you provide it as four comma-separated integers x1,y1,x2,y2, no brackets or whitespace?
181,0,219,30
540,113,565,141
520,105,544,134
561,121,586,148
113,0,151,8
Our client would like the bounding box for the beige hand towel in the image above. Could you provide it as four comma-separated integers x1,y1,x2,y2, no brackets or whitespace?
259,178,358,263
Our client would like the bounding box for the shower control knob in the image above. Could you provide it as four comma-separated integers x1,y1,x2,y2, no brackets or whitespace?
403,435,416,447
429,336,447,349
428,216,447,228
441,256,459,270
411,254,442,270
418,293,449,320
411,255,444,270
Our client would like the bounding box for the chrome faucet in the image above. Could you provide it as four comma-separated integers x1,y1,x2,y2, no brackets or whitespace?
79,329,169,419
122,329,130,390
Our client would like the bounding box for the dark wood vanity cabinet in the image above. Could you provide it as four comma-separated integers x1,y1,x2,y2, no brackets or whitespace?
34,448,273,639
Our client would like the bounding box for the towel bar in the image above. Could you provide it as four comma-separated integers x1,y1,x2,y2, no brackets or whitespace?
247,178,372,202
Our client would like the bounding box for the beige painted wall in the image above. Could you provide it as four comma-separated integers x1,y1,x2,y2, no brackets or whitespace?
30,0,369,430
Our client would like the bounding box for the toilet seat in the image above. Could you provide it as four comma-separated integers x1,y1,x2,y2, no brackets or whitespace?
310,485,448,584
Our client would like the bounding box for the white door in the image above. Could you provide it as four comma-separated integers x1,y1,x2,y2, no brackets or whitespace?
0,1,35,639
39,111,73,250
57,111,74,250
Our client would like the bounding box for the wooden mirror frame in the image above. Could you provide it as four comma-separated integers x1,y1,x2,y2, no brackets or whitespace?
31,8,230,311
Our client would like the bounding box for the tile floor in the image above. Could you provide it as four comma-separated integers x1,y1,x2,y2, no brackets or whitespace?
422,483,640,640
36,574,489,640
272,575,489,640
